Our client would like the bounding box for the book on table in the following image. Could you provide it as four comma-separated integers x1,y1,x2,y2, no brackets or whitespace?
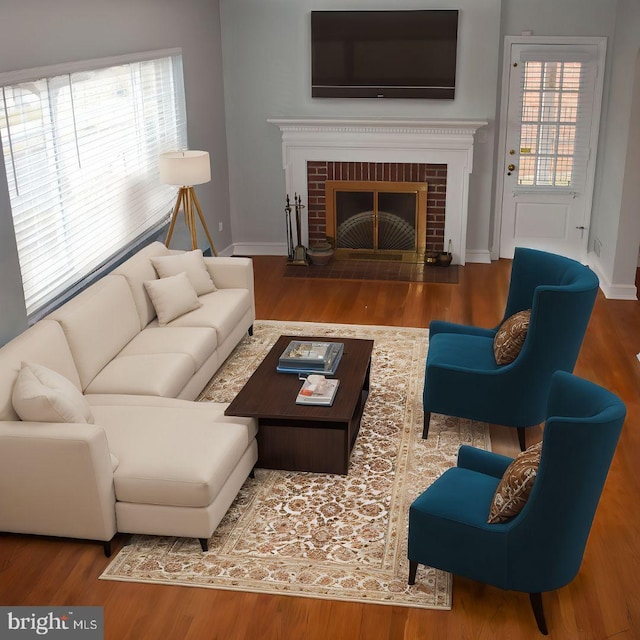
277,340,344,375
295,377,340,406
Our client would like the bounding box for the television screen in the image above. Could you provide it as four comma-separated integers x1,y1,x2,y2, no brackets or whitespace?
311,10,459,99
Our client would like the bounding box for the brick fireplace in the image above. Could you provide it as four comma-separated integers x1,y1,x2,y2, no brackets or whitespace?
269,118,487,265
307,161,447,256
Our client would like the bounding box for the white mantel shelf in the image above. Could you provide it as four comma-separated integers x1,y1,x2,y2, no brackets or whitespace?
268,117,488,264
268,117,487,135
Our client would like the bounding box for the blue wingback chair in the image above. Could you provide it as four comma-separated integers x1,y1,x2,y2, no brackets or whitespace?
409,371,626,634
423,247,599,450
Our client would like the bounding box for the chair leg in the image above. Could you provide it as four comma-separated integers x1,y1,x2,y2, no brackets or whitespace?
517,427,527,451
529,592,549,635
199,538,209,552
422,412,431,439
408,560,418,585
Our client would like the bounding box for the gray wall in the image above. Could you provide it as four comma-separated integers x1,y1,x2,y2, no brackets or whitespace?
219,0,502,261
591,0,640,287
0,0,231,344
220,0,640,291
1,0,638,344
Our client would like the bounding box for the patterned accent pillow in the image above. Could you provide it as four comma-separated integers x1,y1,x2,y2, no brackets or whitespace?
493,309,531,365
487,440,542,524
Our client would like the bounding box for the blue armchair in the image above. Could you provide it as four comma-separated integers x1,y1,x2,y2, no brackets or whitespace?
423,247,599,450
409,371,626,634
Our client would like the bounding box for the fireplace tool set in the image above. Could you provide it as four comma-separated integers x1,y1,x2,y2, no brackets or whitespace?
285,194,308,265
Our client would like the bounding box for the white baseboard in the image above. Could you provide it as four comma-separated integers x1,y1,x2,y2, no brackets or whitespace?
213,244,235,257
465,249,492,264
230,242,287,257
587,252,638,300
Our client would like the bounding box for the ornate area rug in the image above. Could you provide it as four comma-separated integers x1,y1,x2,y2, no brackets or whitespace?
100,321,490,609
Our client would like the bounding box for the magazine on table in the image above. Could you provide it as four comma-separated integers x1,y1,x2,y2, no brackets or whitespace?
295,375,340,406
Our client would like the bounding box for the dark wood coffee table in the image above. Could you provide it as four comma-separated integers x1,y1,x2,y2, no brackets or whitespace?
224,335,373,475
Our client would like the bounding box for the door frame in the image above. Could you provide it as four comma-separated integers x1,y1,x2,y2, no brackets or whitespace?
492,35,607,261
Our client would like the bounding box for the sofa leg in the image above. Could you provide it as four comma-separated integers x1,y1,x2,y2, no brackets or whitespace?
422,412,431,439
248,325,254,337
529,592,549,635
517,427,527,451
408,560,418,585
103,539,113,558
199,538,209,552
249,467,255,479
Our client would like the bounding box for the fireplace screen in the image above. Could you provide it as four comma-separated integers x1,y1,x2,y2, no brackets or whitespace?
326,181,427,262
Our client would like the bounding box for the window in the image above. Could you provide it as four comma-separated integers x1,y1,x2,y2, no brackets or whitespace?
0,49,187,318
516,52,596,190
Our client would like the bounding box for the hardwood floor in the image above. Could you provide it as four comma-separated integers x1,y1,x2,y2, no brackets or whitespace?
1,256,638,640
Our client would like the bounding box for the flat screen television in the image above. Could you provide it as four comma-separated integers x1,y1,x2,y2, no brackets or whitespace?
311,10,459,99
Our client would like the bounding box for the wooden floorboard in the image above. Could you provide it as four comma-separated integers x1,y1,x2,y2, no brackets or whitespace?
1,256,638,640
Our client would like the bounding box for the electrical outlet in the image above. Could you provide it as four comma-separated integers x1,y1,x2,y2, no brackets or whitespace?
594,237,602,257
218,222,223,232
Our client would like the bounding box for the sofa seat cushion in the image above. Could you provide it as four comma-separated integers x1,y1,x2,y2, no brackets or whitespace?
147,289,252,345
90,403,258,508
84,354,194,397
118,327,217,371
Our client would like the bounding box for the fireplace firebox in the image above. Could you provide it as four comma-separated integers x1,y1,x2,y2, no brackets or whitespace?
325,180,427,263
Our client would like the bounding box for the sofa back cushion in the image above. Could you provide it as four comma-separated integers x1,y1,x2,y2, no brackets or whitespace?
112,241,171,329
50,275,141,390
0,320,81,422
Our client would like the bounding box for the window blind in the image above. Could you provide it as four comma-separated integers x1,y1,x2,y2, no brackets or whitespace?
516,50,597,191
0,51,187,317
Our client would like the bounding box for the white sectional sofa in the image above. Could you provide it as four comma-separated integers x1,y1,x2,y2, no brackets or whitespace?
0,242,258,555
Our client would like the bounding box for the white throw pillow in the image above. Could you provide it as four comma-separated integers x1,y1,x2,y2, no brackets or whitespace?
12,362,95,424
144,272,202,326
150,249,216,295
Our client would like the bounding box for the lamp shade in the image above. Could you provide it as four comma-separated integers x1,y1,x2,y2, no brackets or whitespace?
159,150,211,186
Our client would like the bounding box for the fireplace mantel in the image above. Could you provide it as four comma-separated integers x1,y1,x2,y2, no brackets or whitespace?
269,117,487,265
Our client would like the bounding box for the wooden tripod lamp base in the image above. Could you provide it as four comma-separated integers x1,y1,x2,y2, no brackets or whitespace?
159,150,217,256
164,186,217,256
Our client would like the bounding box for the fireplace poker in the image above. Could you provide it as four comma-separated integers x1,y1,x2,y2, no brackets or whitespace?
291,193,308,265
285,195,294,261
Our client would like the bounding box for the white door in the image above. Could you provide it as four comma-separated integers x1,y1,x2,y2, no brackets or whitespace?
499,40,606,260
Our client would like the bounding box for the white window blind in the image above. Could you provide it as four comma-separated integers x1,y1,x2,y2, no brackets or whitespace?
516,50,596,191
0,50,187,317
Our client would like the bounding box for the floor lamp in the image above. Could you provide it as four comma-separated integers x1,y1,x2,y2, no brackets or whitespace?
159,150,218,255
